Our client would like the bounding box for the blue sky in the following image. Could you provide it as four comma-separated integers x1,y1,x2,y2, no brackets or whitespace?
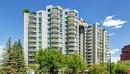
0,0,130,62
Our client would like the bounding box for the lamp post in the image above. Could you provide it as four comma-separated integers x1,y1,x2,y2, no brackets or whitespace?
110,53,112,74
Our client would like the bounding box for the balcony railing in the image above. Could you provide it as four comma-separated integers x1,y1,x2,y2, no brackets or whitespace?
68,43,75,47
51,34,59,38
68,21,76,26
28,24,36,28
51,29,58,33
51,20,59,24
51,43,59,47
51,39,59,42
28,29,36,33
28,39,36,42
68,39,75,42
29,44,36,47
51,24,59,28
51,13,59,18
29,20,36,23
68,13,75,17
51,9,58,14
68,17,76,22
68,34,75,37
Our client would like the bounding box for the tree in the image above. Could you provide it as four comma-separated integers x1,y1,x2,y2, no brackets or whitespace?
1,39,26,74
28,64,39,74
3,37,11,65
113,60,130,74
34,48,65,74
23,8,30,13
89,64,108,74
65,54,87,74
105,62,115,74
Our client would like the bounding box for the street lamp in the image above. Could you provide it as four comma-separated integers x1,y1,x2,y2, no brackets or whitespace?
109,53,112,74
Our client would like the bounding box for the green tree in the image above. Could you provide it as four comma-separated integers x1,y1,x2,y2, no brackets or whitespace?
1,39,26,74
113,60,130,74
28,64,39,74
105,62,115,74
34,48,65,74
65,54,87,74
89,64,108,74
23,8,30,13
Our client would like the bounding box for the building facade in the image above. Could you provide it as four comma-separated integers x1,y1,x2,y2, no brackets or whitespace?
85,23,109,66
121,45,130,61
24,5,88,65
79,18,88,59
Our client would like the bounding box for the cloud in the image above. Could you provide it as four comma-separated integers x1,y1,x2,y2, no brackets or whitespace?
110,48,121,63
109,33,115,36
111,56,120,63
0,45,4,60
103,15,127,29
0,45,4,49
110,48,120,55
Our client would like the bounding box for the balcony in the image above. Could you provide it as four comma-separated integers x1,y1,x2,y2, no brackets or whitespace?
51,9,58,14
29,20,36,24
87,50,92,54
51,43,59,47
68,26,76,30
51,24,59,28
51,13,59,18
88,47,92,50
28,39,36,42
68,43,75,47
28,24,36,28
28,29,36,33
68,21,76,26
68,29,76,33
51,29,58,33
28,58,35,61
29,49,36,52
68,51,75,55
28,34,36,37
51,34,59,38
51,39,58,42
88,59,92,63
68,13,75,17
29,15,36,19
51,19,59,24
68,17,76,22
68,39,75,42
68,34,75,38
29,44,36,47
87,40,92,44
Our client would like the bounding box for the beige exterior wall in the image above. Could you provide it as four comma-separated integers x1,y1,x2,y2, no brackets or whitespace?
24,13,29,65
86,22,109,66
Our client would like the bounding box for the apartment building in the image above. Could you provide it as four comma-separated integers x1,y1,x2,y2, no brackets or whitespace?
85,22,109,66
24,5,87,65
121,45,130,61
79,18,88,59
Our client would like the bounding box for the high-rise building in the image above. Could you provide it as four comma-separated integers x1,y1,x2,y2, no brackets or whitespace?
24,5,87,65
79,18,88,59
121,45,130,61
85,23,109,66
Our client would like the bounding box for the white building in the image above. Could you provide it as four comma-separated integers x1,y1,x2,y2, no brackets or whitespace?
85,22,109,66
24,5,88,65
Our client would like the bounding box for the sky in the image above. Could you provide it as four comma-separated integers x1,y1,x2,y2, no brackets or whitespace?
0,0,130,62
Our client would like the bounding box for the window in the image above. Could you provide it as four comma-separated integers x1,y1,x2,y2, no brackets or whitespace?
39,12,42,16
65,12,68,15
48,19,51,22
48,28,51,31
48,14,51,17
48,9,51,12
39,18,42,21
